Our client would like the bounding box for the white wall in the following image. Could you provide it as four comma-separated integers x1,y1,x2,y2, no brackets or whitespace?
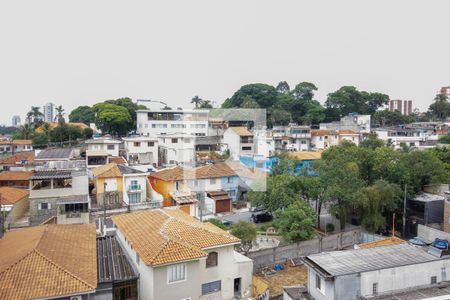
307,268,334,300
123,175,148,204
87,143,119,156
223,129,240,160
360,260,450,298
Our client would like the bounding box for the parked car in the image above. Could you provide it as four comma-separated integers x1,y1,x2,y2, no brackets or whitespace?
251,211,273,223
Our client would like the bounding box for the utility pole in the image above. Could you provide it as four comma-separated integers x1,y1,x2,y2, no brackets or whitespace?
402,184,407,238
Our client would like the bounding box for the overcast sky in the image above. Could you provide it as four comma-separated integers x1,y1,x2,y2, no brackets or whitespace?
0,0,449,125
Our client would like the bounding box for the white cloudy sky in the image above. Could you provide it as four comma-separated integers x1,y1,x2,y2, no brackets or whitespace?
0,0,449,125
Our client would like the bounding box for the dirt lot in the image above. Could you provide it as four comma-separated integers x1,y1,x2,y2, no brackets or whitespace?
255,263,308,297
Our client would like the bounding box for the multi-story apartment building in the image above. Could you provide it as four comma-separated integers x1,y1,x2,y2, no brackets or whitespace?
112,208,253,300
373,127,429,149
388,99,413,116
43,102,54,122
272,124,311,151
11,115,21,127
136,108,209,137
223,127,255,160
320,113,371,134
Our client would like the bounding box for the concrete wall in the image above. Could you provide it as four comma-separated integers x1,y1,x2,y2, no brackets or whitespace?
30,173,89,199
247,229,361,271
123,175,147,205
417,224,450,242
360,259,450,298
334,274,361,300
307,268,335,300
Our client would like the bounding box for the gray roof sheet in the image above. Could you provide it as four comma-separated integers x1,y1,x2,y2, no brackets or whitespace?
117,165,144,175
31,170,72,180
305,244,442,277
56,195,89,204
36,148,73,160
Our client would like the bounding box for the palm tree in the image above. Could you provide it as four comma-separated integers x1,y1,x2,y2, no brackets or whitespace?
28,106,43,126
16,124,34,139
41,122,51,137
55,105,65,124
191,96,202,108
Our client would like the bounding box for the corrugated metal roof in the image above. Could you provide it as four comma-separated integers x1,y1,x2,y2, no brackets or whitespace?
97,235,137,283
36,148,73,160
31,170,72,180
305,244,443,277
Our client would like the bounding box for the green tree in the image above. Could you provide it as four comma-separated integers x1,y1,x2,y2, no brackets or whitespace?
191,95,202,108
199,99,213,109
302,100,326,125
230,221,257,255
207,218,228,230
69,106,96,125
439,135,450,144
274,200,316,242
276,81,290,94
249,174,300,212
32,133,49,149
13,124,34,140
429,93,450,121
325,86,389,120
27,106,44,127
82,127,94,139
360,132,384,149
49,124,82,143
240,96,260,109
355,180,401,232
372,110,413,127
93,103,132,136
55,105,65,124
222,83,278,108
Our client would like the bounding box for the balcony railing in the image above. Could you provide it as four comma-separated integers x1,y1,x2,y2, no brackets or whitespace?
128,184,142,191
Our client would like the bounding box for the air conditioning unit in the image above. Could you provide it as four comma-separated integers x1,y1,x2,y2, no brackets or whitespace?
70,296,82,300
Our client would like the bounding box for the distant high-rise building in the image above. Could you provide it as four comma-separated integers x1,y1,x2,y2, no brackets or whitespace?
43,102,54,122
388,99,412,116
439,86,450,98
11,115,21,127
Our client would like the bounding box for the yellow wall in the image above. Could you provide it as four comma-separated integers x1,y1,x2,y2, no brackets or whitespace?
96,177,123,196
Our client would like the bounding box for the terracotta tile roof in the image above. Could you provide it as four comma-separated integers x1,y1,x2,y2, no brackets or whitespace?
0,187,29,205
171,192,198,205
311,129,332,136
92,163,122,178
109,156,128,165
0,171,34,181
287,151,322,161
151,162,237,182
112,208,240,266
0,224,97,300
195,162,237,178
150,166,197,181
338,129,358,135
0,152,35,165
357,236,406,249
0,139,32,145
230,127,253,136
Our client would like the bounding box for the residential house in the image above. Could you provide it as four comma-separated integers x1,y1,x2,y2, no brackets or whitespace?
123,136,159,166
29,161,90,225
149,162,241,210
0,224,97,300
223,127,255,160
85,138,123,168
303,243,450,300
320,113,371,134
338,130,360,146
0,187,29,228
92,163,162,210
158,133,196,166
311,129,335,150
112,208,253,300
272,125,311,151
0,171,33,189
255,129,275,157
374,127,429,149
0,139,33,154
0,151,36,171
136,108,209,136
287,151,322,174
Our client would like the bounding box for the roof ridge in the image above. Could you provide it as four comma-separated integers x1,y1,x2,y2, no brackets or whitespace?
0,246,37,276
33,249,96,289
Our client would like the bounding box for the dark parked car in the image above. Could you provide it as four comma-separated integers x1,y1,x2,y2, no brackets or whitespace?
251,211,273,223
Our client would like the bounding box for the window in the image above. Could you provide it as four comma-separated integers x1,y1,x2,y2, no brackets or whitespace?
176,181,181,191
242,146,252,151
168,263,186,283
372,283,378,295
206,252,218,268
133,142,141,147
227,177,233,184
301,140,307,144
431,276,437,284
136,253,140,265
107,145,115,150
171,138,178,144
210,178,216,185
128,193,141,204
316,274,321,290
148,142,154,147
39,202,50,210
202,280,221,295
